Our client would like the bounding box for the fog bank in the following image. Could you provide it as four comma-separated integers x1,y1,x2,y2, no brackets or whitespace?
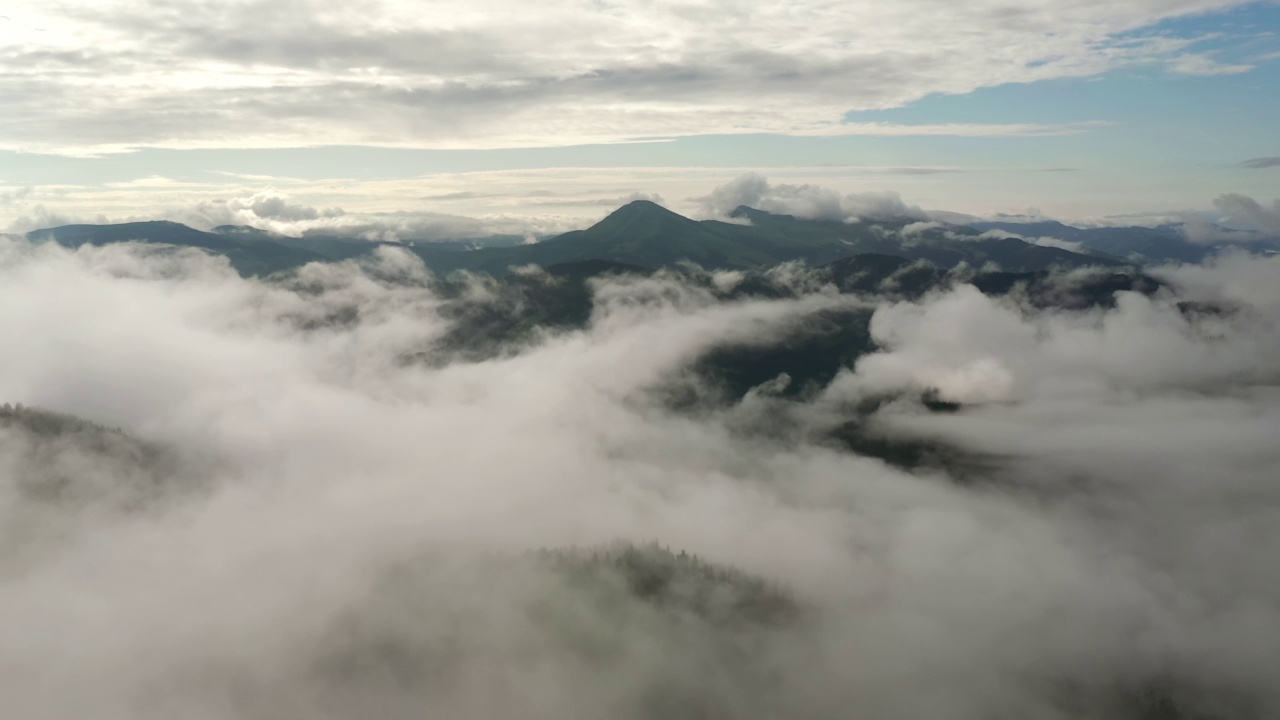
1,239,1277,718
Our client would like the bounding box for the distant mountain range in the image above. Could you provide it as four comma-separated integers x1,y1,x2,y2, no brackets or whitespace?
25,221,328,277
20,199,1266,278
968,220,1214,264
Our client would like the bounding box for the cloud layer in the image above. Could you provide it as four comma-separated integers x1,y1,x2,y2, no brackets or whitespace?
1,237,1279,717
0,0,1261,153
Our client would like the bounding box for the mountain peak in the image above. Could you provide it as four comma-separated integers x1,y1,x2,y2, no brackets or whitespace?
607,199,680,218
586,199,702,237
26,220,211,244
546,198,788,269
728,205,791,222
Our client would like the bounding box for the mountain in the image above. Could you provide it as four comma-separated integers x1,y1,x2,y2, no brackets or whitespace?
404,201,780,275
212,225,406,262
400,201,1125,276
968,220,1213,264
21,202,1132,279
27,221,327,276
416,253,1160,473
213,226,533,261
543,200,784,268
427,252,1161,396
724,206,1128,270
821,253,948,297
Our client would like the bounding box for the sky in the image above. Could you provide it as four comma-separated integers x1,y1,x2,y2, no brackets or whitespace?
1,0,1278,236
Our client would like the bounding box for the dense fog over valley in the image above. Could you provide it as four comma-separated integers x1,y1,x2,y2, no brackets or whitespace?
4,0,1279,715
2,229,1278,719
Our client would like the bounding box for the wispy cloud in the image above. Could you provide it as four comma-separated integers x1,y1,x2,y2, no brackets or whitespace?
1242,157,1280,169
1167,51,1256,75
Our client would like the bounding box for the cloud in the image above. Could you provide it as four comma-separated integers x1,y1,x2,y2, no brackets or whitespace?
1166,52,1255,76
0,186,33,206
177,196,586,242
1242,157,1280,169
1025,235,1087,252
1211,193,1280,234
524,190,670,208
0,169,724,240
179,192,478,241
2,204,110,234
594,191,665,207
971,227,1088,253
0,187,589,242
191,191,346,226
1172,194,1280,244
697,173,928,222
844,265,1272,403
419,191,486,201
1,237,1279,716
0,0,1260,153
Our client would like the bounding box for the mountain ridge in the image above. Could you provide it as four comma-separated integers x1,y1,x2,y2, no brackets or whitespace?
25,220,327,276
23,200,1136,277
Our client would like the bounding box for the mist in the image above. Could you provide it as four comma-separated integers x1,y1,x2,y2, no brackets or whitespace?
1,237,1278,719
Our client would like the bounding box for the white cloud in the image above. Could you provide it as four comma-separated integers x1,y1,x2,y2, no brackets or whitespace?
1177,193,1280,244
901,221,946,236
2,204,111,234
1213,193,1280,233
0,239,1279,715
1026,235,1087,252
0,0,1258,153
1,186,592,240
1167,51,1255,76
192,191,345,225
0,186,33,206
697,172,928,222
972,228,1088,253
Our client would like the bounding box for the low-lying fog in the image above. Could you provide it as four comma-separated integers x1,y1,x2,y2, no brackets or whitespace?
1,238,1277,719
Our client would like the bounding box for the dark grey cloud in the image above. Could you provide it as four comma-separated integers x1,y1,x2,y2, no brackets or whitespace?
1242,157,1280,169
